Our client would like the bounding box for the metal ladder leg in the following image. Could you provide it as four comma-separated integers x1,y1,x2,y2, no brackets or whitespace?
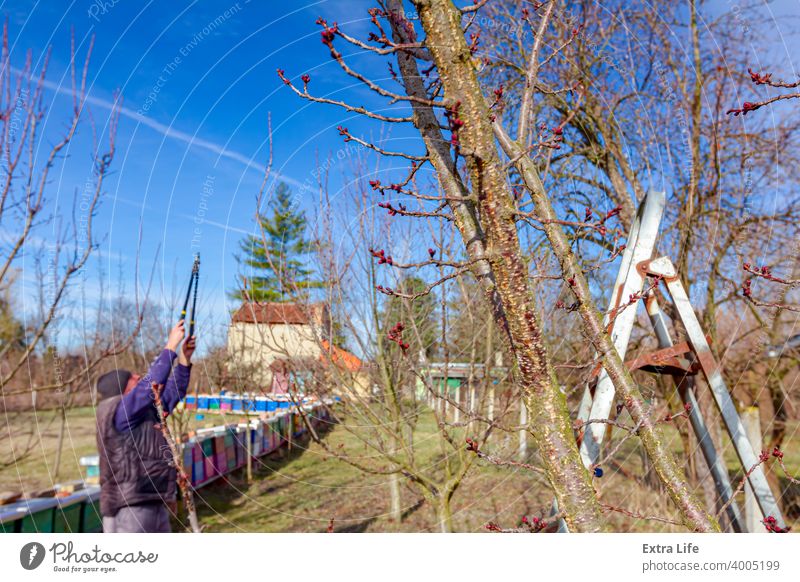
644,291,745,532
580,191,666,467
644,257,785,530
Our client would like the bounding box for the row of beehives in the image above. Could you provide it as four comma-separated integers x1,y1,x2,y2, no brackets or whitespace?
0,405,333,533
185,393,313,413
184,405,332,487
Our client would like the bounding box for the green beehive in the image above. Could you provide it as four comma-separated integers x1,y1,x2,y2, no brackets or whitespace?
20,507,54,533
53,502,82,533
201,438,214,457
0,518,20,533
81,500,103,533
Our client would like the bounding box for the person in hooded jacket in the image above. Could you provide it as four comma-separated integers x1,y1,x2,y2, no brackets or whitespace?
95,320,195,533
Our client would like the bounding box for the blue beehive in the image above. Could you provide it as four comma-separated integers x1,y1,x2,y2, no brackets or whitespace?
231,396,243,411
197,395,210,410
278,401,290,409
255,397,268,412
267,400,277,411
243,395,256,412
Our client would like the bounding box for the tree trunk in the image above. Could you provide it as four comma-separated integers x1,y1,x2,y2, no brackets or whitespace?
246,421,253,483
389,472,403,523
434,493,454,533
389,0,606,532
496,123,719,532
53,402,67,479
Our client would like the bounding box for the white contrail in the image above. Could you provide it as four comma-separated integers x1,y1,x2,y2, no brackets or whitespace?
11,67,304,190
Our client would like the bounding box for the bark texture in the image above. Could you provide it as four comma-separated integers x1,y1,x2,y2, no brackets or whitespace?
388,0,607,532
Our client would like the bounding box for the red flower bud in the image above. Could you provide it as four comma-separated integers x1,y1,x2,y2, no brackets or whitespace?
320,23,339,46
748,68,773,85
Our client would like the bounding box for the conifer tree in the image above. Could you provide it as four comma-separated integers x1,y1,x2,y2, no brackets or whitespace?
235,182,320,302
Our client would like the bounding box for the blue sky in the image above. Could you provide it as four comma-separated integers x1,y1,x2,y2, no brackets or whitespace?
3,0,798,353
4,0,407,351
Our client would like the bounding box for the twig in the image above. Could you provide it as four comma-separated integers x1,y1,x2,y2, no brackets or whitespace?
151,382,201,533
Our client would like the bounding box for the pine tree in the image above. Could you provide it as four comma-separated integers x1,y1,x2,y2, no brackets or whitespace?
234,182,320,302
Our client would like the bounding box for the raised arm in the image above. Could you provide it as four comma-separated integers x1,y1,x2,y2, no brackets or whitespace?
161,335,195,414
114,321,186,432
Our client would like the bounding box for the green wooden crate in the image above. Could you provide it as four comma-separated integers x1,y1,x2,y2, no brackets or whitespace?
201,438,214,457
20,508,54,533
0,518,20,533
81,501,103,533
53,502,82,533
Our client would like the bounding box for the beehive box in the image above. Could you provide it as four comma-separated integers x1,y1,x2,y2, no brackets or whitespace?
192,442,203,463
201,438,214,458
53,501,82,533
193,459,205,484
20,503,54,533
81,499,103,533
182,444,193,472
204,456,215,480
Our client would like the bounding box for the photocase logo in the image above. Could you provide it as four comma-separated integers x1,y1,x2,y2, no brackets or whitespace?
19,542,46,570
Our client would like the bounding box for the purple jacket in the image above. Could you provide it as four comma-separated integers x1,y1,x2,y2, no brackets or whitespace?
114,349,191,432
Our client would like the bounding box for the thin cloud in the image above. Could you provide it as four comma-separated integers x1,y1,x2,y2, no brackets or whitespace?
13,67,305,190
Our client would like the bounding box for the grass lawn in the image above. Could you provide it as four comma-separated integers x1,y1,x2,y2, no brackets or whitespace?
194,411,554,533
0,405,267,494
2,404,798,532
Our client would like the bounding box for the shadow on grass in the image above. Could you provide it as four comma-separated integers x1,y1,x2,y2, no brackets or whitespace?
332,497,425,533
175,424,336,532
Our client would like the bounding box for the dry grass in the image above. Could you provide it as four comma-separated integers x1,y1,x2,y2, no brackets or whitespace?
2,405,798,532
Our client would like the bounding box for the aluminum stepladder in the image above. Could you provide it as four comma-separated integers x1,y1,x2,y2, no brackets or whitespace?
553,190,784,532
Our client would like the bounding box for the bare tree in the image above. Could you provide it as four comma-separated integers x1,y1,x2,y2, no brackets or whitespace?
275,0,722,531
0,28,151,479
